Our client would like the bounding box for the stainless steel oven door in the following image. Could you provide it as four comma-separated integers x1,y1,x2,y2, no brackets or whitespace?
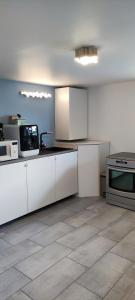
106,166,135,200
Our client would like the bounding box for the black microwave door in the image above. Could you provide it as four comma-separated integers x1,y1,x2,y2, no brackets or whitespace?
0,146,7,156
20,125,39,151
109,169,135,193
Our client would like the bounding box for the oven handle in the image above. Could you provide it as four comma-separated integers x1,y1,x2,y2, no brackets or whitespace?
107,166,135,173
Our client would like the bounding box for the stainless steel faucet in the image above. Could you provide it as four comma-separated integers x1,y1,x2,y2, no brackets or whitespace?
40,132,53,150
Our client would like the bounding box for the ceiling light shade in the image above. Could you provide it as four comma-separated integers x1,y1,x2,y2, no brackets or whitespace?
74,46,98,65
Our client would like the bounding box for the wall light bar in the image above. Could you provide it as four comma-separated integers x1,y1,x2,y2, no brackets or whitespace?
20,90,52,99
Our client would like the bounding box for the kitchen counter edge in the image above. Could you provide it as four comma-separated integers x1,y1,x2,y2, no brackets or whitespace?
0,149,77,166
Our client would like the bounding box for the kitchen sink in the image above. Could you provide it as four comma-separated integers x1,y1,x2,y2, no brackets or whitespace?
39,146,72,155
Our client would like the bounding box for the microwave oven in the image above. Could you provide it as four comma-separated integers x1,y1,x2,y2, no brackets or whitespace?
0,140,18,162
4,124,39,157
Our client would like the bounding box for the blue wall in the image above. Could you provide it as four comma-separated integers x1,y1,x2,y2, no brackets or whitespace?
0,80,55,146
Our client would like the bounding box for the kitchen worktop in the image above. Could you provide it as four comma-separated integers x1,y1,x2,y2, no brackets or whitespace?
55,139,110,149
0,148,77,166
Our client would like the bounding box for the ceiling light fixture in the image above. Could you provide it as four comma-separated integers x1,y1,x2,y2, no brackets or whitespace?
19,91,52,99
74,46,98,66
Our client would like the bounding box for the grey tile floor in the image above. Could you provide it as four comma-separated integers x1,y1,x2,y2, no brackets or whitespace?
1,196,135,299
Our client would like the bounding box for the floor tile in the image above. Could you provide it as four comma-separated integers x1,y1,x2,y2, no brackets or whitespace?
123,210,135,223
39,207,75,225
56,196,100,213
69,235,115,267
78,252,131,298
3,221,48,245
0,196,134,300
0,239,42,274
86,200,108,212
30,222,73,247
87,205,126,230
16,242,71,279
22,258,86,300
99,218,135,242
57,224,98,249
111,229,135,261
55,282,100,300
0,238,11,254
0,268,30,300
64,209,99,228
6,291,31,300
104,264,135,300
1,215,39,233
0,230,5,238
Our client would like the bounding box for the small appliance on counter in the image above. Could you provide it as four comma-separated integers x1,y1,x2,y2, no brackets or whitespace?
9,114,27,125
4,124,39,157
106,152,135,211
0,140,18,161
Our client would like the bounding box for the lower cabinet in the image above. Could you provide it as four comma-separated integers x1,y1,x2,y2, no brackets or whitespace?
0,152,78,225
27,156,55,212
0,162,28,225
56,152,78,201
78,145,99,197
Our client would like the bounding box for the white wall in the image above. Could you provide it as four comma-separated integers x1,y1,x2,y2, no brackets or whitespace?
88,81,135,154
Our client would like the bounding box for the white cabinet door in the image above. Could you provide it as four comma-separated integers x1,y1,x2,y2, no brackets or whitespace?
0,162,27,225
78,145,100,197
56,152,78,201
55,87,87,140
27,156,55,212
55,87,70,140
69,88,87,140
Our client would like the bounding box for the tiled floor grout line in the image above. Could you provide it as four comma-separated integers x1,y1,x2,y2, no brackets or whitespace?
97,224,135,243
53,280,103,300
20,290,34,300
2,223,50,246
4,233,133,289
77,250,131,300
62,206,130,232
78,280,103,299
13,247,75,282
49,267,93,300
102,260,133,299
0,242,44,276
66,234,134,294
2,197,135,300
13,256,88,300
0,220,126,279
110,247,135,263
13,265,33,281
86,210,130,230
1,221,74,251
55,230,99,250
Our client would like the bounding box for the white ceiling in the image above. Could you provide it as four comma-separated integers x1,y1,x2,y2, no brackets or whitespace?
0,0,135,87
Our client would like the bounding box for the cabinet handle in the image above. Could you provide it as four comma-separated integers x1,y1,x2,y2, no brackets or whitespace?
24,163,28,167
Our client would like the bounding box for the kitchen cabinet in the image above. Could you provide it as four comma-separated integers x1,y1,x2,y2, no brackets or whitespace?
78,143,110,197
0,162,27,225
55,141,110,197
27,156,55,212
56,152,78,201
0,151,78,225
78,145,99,197
55,87,87,140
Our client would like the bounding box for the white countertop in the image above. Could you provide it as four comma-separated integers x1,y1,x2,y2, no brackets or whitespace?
56,139,109,146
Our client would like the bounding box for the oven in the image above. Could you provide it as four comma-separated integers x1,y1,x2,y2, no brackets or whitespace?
106,153,135,210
